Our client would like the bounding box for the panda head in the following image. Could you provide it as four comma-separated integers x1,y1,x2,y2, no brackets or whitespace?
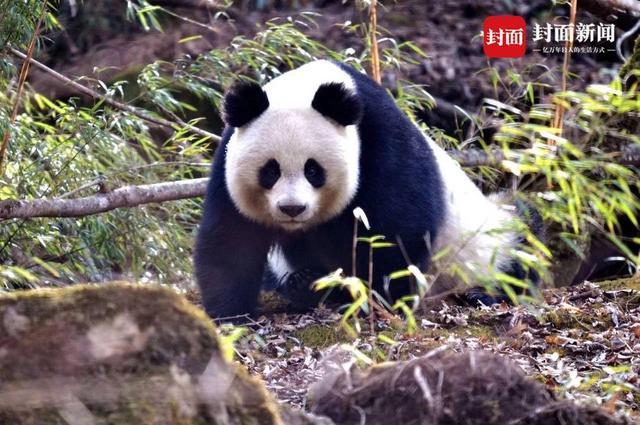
223,61,363,232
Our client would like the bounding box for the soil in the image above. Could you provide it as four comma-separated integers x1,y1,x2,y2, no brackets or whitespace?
226,278,640,421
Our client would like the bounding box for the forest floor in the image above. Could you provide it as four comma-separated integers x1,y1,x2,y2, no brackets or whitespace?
29,0,639,421
224,277,640,422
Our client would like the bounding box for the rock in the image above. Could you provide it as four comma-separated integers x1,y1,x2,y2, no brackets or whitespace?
309,349,627,425
0,283,331,425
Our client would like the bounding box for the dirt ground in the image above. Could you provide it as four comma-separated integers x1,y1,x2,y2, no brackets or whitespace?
230,277,640,421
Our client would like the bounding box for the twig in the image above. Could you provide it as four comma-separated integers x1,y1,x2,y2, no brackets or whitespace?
352,215,358,277
0,1,48,175
59,176,109,200
448,148,506,167
157,6,220,34
616,18,640,61
154,99,208,137
368,242,375,332
8,48,221,143
59,161,209,199
0,178,208,219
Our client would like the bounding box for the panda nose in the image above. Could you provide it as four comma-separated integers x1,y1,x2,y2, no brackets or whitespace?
279,203,307,218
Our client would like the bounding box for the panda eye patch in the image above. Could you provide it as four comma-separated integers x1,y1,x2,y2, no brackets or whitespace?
304,159,326,188
258,159,281,189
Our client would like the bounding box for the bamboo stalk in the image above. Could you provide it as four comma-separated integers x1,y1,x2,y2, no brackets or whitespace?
0,1,48,175
369,0,381,84
551,0,579,139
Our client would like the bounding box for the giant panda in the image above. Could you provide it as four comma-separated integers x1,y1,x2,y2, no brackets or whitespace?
194,60,541,319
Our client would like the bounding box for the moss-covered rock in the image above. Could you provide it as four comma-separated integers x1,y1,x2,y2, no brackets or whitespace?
596,274,640,291
0,283,331,425
293,325,351,348
308,350,628,425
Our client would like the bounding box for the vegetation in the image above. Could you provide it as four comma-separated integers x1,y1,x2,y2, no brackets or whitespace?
1,0,638,308
0,3,431,290
0,0,639,421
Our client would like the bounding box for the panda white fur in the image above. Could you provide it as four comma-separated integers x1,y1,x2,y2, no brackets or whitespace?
194,60,540,319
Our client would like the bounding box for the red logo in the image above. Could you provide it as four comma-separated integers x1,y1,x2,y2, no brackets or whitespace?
483,16,526,58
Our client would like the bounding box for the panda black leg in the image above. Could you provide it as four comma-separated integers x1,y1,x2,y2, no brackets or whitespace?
195,236,271,319
194,200,273,319
464,287,510,306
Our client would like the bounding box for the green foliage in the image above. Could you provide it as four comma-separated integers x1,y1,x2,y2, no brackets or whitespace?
217,324,248,361
493,78,640,265
0,1,58,49
0,4,431,289
315,271,370,337
1,90,207,286
311,63,639,336
314,212,423,337
1,2,638,318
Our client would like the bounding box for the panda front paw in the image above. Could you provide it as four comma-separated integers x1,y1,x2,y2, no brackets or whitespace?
465,287,510,306
276,268,328,311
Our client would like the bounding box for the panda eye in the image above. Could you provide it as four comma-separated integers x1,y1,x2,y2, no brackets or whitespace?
258,159,280,189
304,159,326,188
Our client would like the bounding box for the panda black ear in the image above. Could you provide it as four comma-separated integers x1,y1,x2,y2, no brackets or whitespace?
311,82,363,126
223,81,270,128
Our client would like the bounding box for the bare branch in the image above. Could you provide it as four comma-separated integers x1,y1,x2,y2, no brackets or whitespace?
449,145,640,168
59,161,209,199
448,149,506,168
582,0,640,15
149,0,224,8
9,48,221,143
0,178,209,219
581,0,640,32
